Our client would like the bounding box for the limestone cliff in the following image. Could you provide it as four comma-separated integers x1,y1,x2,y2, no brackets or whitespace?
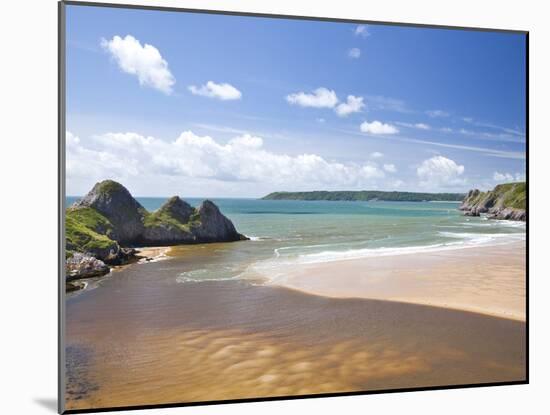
459,182,526,221
66,180,247,280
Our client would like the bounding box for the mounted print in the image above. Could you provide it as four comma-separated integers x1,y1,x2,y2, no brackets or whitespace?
59,1,528,413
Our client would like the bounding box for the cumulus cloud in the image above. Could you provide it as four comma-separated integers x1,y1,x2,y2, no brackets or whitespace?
354,25,370,37
417,156,465,188
66,130,387,190
493,171,525,182
101,35,175,94
188,81,242,100
286,88,338,108
370,152,384,159
383,163,397,173
335,95,365,117
426,110,449,118
360,120,399,135
348,48,361,58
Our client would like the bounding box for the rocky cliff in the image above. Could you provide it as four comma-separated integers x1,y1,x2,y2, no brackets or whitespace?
459,182,526,221
66,180,248,281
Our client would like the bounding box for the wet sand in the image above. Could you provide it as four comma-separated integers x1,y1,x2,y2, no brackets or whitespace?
65,260,526,410
266,242,526,321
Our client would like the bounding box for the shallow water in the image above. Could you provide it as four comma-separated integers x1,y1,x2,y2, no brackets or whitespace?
64,198,526,410
67,197,525,283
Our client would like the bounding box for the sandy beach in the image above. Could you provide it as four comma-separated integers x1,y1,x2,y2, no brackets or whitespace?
263,241,526,321
65,240,526,410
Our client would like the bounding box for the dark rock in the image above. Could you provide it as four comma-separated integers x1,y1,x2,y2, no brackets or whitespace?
192,200,247,242
74,180,146,244
141,223,196,245
67,180,248,262
158,196,194,224
66,253,110,281
460,182,526,222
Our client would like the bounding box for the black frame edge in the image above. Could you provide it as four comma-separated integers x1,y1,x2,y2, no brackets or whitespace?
58,1,67,414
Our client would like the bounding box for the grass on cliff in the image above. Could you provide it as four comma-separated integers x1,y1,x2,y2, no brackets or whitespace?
142,209,201,232
65,207,116,256
466,182,526,210
495,182,526,209
94,179,127,195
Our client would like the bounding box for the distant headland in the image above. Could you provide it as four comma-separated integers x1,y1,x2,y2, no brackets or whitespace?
261,190,466,202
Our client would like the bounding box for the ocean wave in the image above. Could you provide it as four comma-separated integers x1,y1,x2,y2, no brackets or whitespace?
438,231,526,245
250,230,525,274
176,268,241,283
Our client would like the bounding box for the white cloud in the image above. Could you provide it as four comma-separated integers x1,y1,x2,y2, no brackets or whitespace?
417,156,465,188
348,48,361,58
354,25,370,37
335,95,365,117
415,123,430,130
383,163,397,173
360,120,399,135
396,122,431,130
188,81,242,100
286,88,338,108
66,130,387,192
370,151,384,159
101,35,175,94
426,110,449,118
365,95,409,113
493,171,525,182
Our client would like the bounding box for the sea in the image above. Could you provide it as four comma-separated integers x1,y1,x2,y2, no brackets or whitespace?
66,197,526,284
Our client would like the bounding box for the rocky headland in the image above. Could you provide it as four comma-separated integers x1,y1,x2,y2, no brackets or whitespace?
459,182,526,221
66,180,248,284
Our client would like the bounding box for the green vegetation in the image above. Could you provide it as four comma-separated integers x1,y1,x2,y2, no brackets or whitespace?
467,182,526,210
65,207,117,257
262,190,465,202
95,179,127,195
142,210,197,232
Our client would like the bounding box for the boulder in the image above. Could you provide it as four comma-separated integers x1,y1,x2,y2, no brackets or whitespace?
66,253,110,281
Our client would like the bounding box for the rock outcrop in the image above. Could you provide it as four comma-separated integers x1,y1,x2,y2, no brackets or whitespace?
66,180,248,284
193,200,248,242
459,182,526,221
73,180,146,244
66,253,110,280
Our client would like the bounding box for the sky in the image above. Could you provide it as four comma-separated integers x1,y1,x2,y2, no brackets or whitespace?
65,5,527,198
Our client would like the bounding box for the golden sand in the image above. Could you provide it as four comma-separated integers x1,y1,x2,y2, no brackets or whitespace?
266,242,526,321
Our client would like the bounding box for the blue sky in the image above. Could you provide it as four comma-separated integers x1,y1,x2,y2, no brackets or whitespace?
65,5,526,197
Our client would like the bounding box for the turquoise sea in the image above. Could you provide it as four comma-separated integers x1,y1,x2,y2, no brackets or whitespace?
66,197,526,283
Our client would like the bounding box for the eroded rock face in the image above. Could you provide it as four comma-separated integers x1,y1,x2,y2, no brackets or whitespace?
141,224,196,245
193,200,246,242
74,180,146,243
66,253,110,281
66,181,249,286
158,196,194,224
487,208,526,221
460,183,526,222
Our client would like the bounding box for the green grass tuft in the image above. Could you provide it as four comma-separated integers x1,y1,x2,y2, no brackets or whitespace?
65,207,117,252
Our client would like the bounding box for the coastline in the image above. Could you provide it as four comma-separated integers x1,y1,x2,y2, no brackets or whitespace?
259,241,526,321
135,246,172,263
